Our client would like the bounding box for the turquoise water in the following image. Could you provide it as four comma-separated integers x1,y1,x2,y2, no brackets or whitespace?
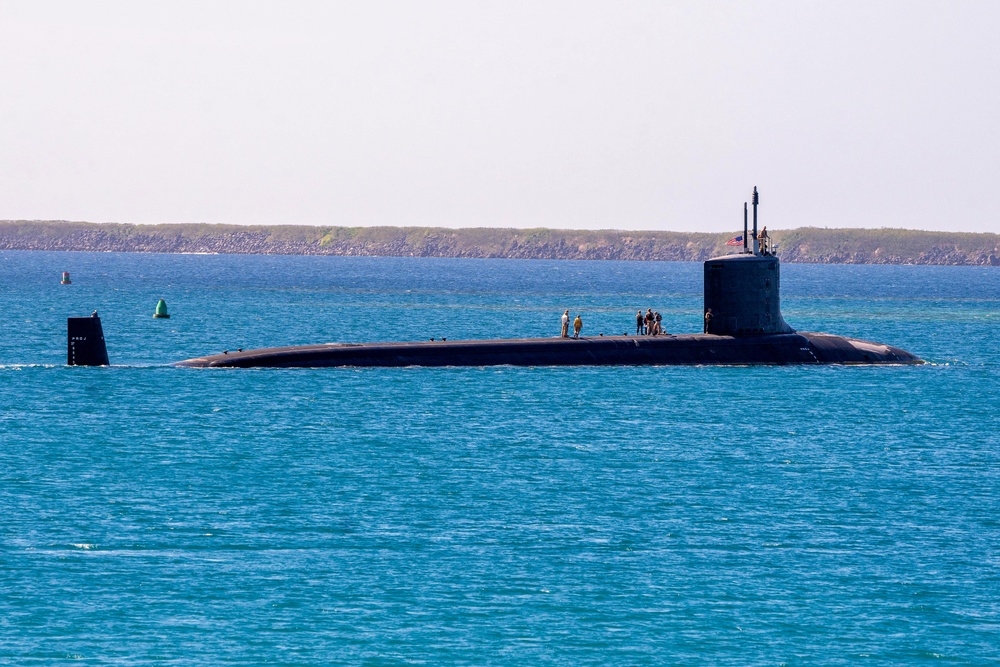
2,251,999,665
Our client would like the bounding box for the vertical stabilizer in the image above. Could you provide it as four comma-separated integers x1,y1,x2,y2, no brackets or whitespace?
68,314,110,366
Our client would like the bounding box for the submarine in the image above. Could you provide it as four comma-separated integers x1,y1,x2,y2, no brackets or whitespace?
170,188,919,368
66,188,920,368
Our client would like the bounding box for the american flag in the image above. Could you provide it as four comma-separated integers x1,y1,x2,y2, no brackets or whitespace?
726,235,743,246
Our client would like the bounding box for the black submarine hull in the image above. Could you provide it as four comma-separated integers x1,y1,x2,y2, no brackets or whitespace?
175,332,919,368
173,190,920,370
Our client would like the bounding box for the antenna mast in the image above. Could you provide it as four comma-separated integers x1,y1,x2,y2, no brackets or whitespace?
743,202,748,253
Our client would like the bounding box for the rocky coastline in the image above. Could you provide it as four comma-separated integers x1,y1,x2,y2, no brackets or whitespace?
1,220,998,266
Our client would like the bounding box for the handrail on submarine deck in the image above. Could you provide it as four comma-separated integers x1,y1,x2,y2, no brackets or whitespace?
758,235,776,256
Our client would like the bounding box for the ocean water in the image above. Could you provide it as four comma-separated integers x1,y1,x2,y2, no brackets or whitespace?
1,250,998,665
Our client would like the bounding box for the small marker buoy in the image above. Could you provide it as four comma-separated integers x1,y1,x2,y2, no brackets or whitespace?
61,272,72,285
153,299,170,319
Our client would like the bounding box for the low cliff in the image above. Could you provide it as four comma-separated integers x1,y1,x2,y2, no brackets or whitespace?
1,221,998,266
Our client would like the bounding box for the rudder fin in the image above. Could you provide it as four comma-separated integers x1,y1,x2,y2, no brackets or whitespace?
68,313,110,366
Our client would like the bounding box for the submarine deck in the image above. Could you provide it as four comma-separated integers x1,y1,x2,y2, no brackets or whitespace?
175,332,920,368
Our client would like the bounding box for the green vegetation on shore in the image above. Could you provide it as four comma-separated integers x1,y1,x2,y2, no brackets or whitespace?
1,220,998,266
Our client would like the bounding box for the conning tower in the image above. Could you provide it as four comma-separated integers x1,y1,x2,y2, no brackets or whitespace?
703,187,793,336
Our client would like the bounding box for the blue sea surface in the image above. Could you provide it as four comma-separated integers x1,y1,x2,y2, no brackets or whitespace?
1,250,998,665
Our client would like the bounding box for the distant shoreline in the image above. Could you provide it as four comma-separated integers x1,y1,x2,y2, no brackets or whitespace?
2,220,998,266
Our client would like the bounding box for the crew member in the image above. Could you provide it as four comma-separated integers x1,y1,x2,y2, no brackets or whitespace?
704,308,713,333
573,314,583,339
561,310,570,338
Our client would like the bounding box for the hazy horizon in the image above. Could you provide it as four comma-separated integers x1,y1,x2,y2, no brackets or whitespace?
2,1,997,234
7,218,999,239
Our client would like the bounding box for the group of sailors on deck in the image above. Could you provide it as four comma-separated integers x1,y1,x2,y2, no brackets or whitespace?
635,308,664,336
560,310,584,338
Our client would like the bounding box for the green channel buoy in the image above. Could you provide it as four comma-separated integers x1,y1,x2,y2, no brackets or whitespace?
61,272,72,284
153,299,170,319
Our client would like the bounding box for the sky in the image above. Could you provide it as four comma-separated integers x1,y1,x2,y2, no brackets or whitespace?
1,1,997,233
